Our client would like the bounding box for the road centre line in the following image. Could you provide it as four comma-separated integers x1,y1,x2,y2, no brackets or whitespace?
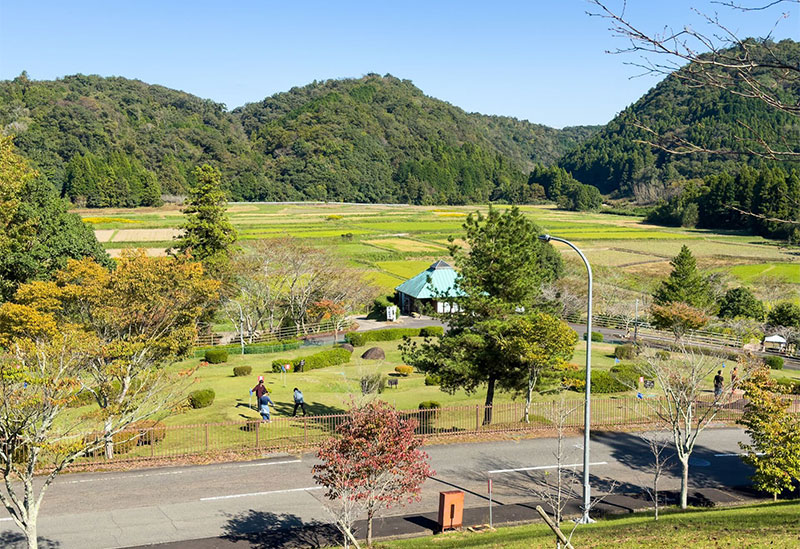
200,486,322,501
236,459,302,467
488,461,608,475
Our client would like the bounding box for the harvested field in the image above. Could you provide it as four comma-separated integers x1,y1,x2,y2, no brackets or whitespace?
94,229,115,243
364,238,446,252
108,228,182,242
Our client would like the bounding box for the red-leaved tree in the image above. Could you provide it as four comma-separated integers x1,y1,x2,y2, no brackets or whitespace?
313,400,433,548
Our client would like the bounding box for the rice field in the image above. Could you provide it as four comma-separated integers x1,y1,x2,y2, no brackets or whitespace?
77,202,800,293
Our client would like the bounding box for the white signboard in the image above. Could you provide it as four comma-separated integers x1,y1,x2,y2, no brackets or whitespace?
386,305,397,321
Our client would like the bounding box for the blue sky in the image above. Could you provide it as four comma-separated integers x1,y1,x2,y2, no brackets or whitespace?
0,1,796,127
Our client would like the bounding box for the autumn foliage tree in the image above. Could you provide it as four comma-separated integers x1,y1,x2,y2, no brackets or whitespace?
739,366,800,501
650,301,709,341
313,400,433,548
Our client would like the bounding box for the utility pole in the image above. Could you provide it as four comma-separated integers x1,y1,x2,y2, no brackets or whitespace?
634,298,639,343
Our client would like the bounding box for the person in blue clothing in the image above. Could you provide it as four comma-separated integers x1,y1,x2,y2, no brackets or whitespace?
292,387,307,417
259,391,274,423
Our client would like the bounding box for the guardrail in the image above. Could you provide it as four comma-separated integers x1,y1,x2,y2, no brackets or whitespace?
75,394,796,466
195,320,354,347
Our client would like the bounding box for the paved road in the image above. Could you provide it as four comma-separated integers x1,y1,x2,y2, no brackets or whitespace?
0,428,752,548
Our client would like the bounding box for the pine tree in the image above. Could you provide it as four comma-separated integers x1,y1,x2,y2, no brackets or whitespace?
175,164,237,271
653,245,711,309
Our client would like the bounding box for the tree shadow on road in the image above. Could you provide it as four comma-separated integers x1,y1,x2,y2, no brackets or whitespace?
0,531,60,548
222,509,339,549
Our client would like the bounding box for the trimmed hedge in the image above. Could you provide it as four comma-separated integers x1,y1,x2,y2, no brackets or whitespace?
345,327,442,347
189,388,215,409
419,326,445,337
564,369,630,394
424,374,441,386
775,377,800,394
233,366,252,377
193,339,301,358
204,349,229,364
418,401,441,410
655,350,671,360
764,356,784,370
614,344,636,360
272,347,352,373
395,365,413,376
583,331,604,342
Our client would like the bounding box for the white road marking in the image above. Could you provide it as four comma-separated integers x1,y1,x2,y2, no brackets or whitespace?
488,461,608,475
237,459,301,467
0,517,14,522
200,486,322,501
714,452,764,457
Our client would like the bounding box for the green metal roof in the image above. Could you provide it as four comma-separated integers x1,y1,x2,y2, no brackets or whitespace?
395,260,466,299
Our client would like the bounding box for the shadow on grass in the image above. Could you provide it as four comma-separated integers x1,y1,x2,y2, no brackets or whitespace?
222,509,339,549
271,402,345,417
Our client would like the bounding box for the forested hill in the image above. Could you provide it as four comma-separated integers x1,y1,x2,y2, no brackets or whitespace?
559,39,800,202
0,73,598,206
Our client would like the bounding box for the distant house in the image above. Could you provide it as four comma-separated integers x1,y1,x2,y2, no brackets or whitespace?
395,260,466,315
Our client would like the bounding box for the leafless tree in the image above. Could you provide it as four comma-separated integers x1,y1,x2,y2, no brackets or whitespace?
633,347,757,508
638,430,673,520
588,0,799,159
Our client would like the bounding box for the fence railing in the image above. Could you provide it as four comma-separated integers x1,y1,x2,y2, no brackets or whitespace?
195,320,354,347
568,313,743,349
75,394,797,466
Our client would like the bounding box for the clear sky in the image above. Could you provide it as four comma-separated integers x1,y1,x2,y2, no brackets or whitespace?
0,0,796,127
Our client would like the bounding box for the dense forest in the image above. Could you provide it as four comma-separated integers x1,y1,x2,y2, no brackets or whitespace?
0,73,597,206
559,39,800,202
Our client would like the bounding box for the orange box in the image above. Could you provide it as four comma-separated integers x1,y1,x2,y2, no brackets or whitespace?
438,490,464,531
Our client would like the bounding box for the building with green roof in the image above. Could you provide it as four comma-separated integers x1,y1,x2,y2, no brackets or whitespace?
395,260,465,314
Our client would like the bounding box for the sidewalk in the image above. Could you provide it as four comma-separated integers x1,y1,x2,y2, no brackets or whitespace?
128,486,764,549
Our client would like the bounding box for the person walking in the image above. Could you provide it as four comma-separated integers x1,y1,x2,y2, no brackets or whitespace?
713,370,724,398
259,392,275,423
252,378,267,409
292,387,307,417
731,366,739,392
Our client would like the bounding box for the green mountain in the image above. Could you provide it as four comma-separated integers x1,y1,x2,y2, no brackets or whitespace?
559,39,800,201
0,73,598,206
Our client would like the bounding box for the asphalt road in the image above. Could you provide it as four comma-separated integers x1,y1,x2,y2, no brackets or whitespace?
0,428,753,549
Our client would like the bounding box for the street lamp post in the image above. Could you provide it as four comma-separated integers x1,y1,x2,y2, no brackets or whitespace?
539,234,594,524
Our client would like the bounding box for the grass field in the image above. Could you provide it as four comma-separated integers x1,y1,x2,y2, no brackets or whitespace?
76,203,800,294
382,501,800,548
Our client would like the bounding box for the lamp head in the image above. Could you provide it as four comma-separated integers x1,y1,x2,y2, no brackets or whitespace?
538,234,551,242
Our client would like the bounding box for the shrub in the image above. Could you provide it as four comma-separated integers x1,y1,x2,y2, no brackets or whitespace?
233,366,252,377
361,373,386,394
610,363,641,388
424,374,441,386
84,431,138,457
614,344,636,360
583,331,604,342
345,332,367,346
655,350,671,360
394,365,413,376
204,349,229,364
418,401,441,410
130,420,167,445
188,388,215,409
345,327,429,346
764,356,784,370
271,347,352,373
775,377,800,394
419,326,444,337
565,370,628,393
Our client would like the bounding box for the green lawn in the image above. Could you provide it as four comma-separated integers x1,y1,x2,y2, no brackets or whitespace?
382,501,800,548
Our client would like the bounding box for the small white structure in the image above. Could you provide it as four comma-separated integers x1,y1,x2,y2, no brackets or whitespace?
763,334,787,352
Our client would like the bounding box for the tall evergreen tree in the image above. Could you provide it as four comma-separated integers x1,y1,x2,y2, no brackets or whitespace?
175,164,237,272
653,245,712,309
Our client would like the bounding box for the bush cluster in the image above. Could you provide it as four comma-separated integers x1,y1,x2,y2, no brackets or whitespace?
345,326,444,346
130,420,167,445
418,401,441,410
394,365,413,376
655,350,671,360
582,331,604,342
424,374,441,386
193,339,301,358
764,356,784,370
189,388,216,409
775,377,800,394
564,369,630,394
233,366,252,377
614,344,636,360
204,349,229,364
360,373,386,394
271,347,352,373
